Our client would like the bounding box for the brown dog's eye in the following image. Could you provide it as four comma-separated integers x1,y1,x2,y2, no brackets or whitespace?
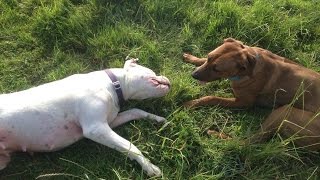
238,64,247,71
239,66,246,71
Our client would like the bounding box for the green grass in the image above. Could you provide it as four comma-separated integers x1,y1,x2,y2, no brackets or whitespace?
1,0,320,179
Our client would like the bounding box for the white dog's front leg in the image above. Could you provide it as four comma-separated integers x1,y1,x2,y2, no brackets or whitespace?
109,108,166,128
82,123,162,177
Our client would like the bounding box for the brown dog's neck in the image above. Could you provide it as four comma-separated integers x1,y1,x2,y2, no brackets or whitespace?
231,47,277,89
231,76,255,88
228,47,260,82
252,47,300,66
232,46,302,92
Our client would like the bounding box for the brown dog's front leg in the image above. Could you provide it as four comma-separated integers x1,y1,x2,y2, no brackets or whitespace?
183,53,207,66
184,96,255,108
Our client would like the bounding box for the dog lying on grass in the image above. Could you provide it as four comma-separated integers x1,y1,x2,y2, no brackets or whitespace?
183,38,320,150
0,58,170,176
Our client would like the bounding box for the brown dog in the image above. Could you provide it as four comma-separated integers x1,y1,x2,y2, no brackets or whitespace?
183,38,320,150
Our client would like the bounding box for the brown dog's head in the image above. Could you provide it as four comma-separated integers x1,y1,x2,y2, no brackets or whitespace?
192,38,257,82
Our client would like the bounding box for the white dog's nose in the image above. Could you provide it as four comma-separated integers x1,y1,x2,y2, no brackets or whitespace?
159,76,171,87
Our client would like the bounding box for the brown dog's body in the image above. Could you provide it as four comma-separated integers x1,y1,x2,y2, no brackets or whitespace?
184,38,320,150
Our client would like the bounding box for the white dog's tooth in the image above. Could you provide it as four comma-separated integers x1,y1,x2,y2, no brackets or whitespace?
49,144,55,150
0,143,6,150
21,145,27,152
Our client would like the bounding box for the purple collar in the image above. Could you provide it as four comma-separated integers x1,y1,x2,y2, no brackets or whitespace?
105,69,125,108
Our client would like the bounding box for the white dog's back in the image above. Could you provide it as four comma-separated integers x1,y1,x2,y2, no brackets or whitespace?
0,71,112,152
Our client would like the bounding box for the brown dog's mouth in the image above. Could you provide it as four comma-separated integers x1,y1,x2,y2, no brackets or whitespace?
198,80,208,85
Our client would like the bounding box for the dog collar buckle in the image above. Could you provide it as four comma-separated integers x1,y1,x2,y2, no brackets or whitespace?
112,81,121,90
105,69,125,108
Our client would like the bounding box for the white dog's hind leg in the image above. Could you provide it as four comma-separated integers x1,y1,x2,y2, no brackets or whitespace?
109,108,166,128
83,123,162,177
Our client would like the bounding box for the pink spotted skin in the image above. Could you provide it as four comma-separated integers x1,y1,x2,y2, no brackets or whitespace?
0,77,87,154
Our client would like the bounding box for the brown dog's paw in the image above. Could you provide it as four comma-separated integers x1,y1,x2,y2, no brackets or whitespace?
182,53,190,58
183,99,198,108
182,53,195,63
207,129,231,139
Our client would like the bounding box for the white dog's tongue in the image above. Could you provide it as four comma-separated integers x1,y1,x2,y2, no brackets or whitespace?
198,81,208,85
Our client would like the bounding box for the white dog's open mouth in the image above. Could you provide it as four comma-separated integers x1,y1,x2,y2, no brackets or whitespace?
150,76,170,88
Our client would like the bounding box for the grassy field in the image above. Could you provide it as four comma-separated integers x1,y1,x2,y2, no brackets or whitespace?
1,0,320,179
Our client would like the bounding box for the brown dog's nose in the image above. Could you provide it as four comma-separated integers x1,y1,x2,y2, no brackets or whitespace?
191,70,200,80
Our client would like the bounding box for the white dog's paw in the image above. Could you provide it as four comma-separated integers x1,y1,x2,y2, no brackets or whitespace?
147,114,166,123
155,116,166,123
144,163,162,177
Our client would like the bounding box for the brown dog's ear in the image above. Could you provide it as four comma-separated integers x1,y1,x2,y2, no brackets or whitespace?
246,52,257,76
238,50,257,76
247,52,257,67
224,38,237,43
223,38,245,48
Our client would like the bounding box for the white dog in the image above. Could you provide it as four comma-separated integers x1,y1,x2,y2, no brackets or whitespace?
0,58,170,176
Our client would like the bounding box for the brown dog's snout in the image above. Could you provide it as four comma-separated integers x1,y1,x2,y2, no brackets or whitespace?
192,68,200,80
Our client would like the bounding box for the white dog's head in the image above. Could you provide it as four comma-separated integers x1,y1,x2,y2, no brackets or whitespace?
123,59,170,100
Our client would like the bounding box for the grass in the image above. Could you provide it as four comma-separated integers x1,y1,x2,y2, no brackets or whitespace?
0,0,320,179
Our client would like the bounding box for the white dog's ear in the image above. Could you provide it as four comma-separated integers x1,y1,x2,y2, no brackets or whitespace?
124,58,139,70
